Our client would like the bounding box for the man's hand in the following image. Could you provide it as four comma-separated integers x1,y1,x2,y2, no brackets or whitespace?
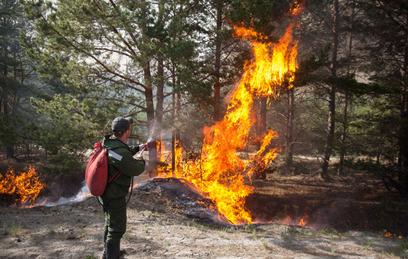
139,142,149,152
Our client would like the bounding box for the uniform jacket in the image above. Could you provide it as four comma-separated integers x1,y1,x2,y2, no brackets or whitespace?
102,135,145,199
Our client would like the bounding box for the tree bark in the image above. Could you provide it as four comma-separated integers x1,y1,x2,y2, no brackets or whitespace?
155,0,165,171
213,0,223,121
140,0,159,176
171,64,182,175
398,16,408,190
338,5,355,176
172,65,176,174
2,46,14,158
259,97,267,134
144,64,157,176
285,89,295,167
338,93,348,175
176,85,181,143
320,0,339,179
156,55,164,159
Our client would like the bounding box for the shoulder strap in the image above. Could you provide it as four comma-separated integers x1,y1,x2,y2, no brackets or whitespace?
105,148,122,182
108,170,121,183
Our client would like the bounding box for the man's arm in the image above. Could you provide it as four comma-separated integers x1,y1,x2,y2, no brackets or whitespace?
129,146,140,155
129,143,148,155
108,148,145,177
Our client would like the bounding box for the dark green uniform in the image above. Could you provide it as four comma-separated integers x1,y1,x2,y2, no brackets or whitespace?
101,135,145,242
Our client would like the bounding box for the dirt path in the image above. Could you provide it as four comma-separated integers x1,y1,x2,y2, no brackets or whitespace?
1,175,407,259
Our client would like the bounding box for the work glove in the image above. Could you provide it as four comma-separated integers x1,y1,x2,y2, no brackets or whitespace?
139,142,149,151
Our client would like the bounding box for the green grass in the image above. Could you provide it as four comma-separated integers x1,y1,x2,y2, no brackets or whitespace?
9,224,22,237
252,228,258,239
281,231,291,242
262,239,270,250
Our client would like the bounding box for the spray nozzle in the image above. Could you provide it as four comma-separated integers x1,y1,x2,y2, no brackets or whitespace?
136,142,149,158
141,141,149,152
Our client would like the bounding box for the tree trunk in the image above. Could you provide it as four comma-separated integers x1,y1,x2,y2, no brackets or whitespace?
338,93,348,175
144,65,158,177
398,18,408,191
321,0,339,179
285,89,294,167
259,97,267,134
2,46,14,159
176,85,181,143
171,64,182,175
156,55,164,159
400,95,408,190
155,0,165,170
338,6,355,176
172,65,176,175
213,0,223,121
140,0,158,176
321,88,336,179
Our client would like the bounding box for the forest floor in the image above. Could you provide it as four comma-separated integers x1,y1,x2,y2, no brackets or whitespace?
0,158,408,258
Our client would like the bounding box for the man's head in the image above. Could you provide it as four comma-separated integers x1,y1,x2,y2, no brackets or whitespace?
111,116,133,138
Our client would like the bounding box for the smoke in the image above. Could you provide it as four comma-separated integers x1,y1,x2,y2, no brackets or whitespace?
147,119,159,143
44,182,91,206
21,182,91,208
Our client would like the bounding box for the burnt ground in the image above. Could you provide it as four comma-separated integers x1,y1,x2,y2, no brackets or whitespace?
0,158,408,258
247,173,408,236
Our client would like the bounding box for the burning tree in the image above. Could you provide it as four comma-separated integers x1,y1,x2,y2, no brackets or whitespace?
160,3,305,224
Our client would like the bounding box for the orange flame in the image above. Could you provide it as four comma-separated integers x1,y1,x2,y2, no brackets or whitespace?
157,140,169,176
0,166,45,206
173,140,183,177
157,140,184,177
272,212,309,226
159,5,303,225
289,0,306,17
384,232,403,239
298,218,307,226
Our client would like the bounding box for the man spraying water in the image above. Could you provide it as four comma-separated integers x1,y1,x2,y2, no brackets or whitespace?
99,116,148,259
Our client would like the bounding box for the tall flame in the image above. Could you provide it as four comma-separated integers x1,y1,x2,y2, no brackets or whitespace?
160,4,303,224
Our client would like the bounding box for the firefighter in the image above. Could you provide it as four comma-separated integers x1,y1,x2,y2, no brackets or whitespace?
100,116,147,259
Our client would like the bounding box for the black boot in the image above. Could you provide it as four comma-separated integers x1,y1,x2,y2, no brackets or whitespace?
106,240,120,259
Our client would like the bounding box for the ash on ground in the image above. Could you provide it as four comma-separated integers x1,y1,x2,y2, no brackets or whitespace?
134,177,230,226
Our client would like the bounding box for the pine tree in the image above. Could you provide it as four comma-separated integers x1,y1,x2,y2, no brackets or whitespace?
0,0,33,158
20,0,210,172
356,0,408,192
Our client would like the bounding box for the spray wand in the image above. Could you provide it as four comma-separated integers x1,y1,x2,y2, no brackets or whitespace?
136,142,149,158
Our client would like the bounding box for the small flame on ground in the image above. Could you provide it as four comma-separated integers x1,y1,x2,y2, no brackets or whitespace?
298,217,307,226
0,166,45,206
385,232,402,239
256,212,308,227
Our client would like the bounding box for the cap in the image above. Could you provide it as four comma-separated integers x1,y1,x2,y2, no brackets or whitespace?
111,116,133,133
